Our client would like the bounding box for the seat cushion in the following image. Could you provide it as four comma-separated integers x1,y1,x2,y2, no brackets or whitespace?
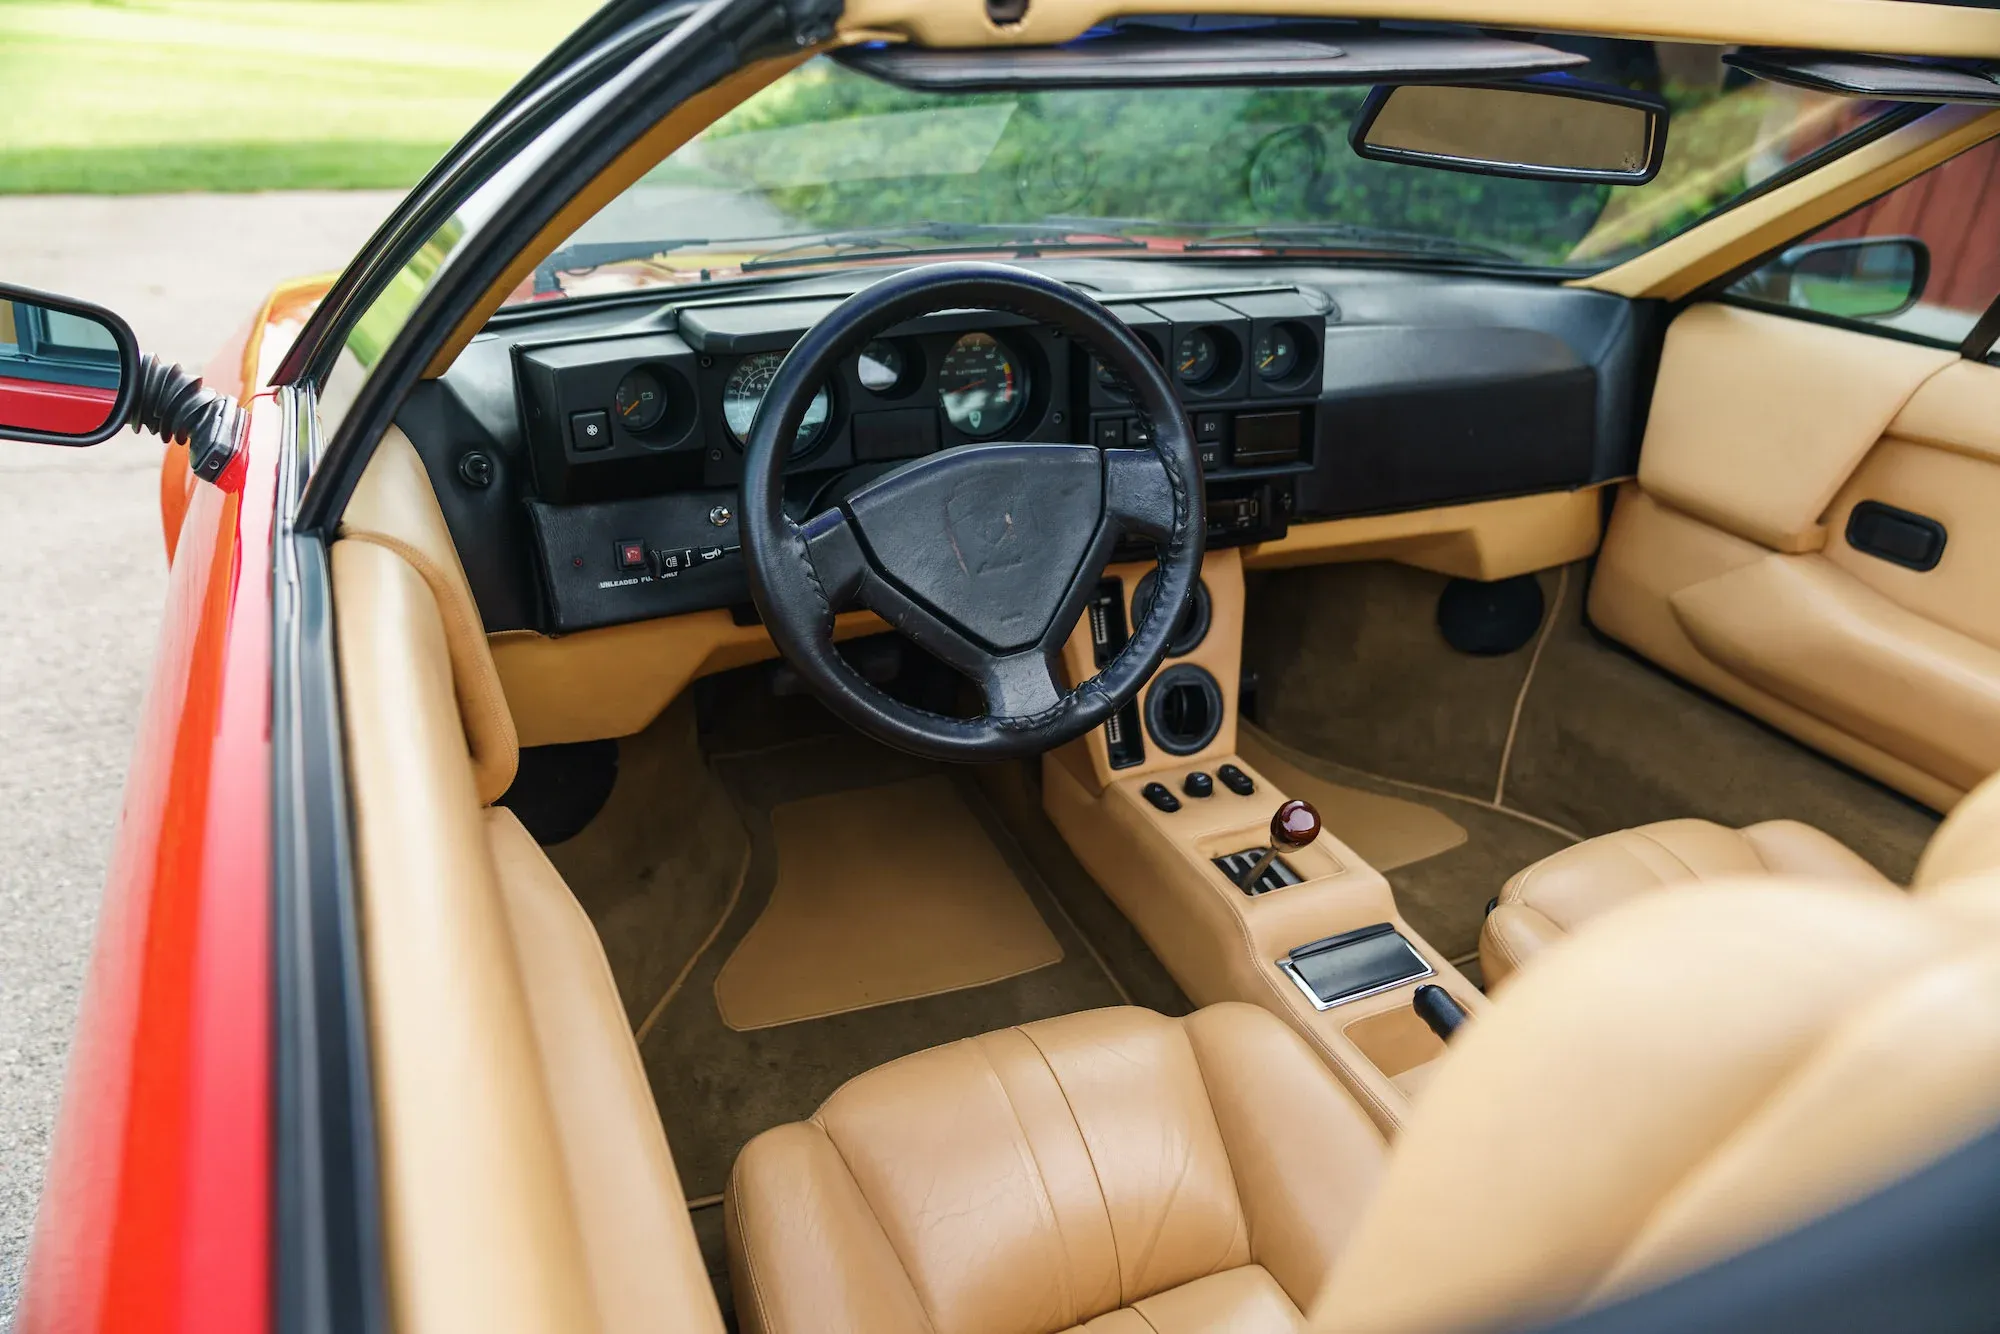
724,1004,1386,1334
1480,818,1893,988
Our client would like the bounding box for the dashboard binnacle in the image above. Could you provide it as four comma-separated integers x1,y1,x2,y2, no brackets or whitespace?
507,288,1331,632
401,265,1647,641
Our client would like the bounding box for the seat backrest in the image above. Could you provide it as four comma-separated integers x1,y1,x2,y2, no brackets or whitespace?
333,438,719,1334
1914,766,2000,890
338,425,517,803
1313,877,2000,1333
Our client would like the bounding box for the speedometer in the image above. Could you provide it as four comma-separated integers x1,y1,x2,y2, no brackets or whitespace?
938,332,1024,438
723,351,830,454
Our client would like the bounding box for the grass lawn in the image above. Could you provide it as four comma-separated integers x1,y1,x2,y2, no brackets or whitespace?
0,0,600,193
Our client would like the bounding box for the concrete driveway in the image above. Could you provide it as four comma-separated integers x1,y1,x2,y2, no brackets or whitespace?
0,190,400,1326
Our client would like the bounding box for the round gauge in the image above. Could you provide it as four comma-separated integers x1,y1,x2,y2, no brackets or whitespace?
857,339,906,394
613,367,669,433
723,351,830,454
1254,326,1300,382
938,332,1025,438
1176,329,1220,386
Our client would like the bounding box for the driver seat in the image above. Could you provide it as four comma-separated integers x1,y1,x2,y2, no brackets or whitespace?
727,872,2000,1334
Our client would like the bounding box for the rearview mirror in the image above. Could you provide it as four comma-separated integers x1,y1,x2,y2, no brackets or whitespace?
0,285,138,446
1350,78,1667,184
1729,236,1930,320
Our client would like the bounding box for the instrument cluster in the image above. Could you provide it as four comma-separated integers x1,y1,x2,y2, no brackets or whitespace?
511,286,1326,506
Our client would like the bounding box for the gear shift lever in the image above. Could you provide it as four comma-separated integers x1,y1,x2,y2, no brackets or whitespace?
1234,799,1320,891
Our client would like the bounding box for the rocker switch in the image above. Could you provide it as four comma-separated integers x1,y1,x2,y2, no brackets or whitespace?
1142,782,1181,813
1217,764,1255,796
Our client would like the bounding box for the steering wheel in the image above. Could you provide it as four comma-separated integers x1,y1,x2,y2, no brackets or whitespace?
739,262,1205,763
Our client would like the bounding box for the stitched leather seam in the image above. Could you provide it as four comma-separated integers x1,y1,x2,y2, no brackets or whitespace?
1020,1024,1129,1308
340,530,517,796
810,1114,942,1334
1629,827,1701,880
979,1036,1087,1327
1178,1021,1255,1278
726,1158,780,1334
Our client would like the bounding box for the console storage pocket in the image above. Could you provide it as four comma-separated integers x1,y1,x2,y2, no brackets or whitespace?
1278,923,1432,1010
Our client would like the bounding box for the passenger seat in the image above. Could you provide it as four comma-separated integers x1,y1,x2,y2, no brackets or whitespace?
1488,804,1936,992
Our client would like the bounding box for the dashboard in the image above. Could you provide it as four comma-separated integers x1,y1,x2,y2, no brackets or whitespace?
396,260,1658,639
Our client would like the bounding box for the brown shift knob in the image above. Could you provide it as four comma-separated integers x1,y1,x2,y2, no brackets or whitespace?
1270,799,1320,850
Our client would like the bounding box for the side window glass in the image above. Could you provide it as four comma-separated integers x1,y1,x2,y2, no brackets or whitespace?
1729,138,2000,346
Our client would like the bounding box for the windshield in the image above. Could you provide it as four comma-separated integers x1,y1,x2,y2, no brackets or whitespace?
516,39,1899,303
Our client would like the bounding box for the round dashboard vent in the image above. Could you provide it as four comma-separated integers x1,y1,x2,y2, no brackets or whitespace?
1132,572,1212,658
1145,664,1224,756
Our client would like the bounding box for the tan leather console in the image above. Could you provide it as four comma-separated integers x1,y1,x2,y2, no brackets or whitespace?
1044,747,1483,1134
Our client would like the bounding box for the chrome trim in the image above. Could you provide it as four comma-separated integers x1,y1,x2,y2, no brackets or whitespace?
1277,951,1433,1013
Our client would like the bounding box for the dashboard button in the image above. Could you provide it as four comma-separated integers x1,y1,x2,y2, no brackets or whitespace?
1183,771,1214,798
1194,412,1227,443
1217,764,1255,796
615,538,647,571
1127,417,1155,446
1093,416,1125,449
571,409,611,452
652,547,693,577
1142,782,1181,813
1198,442,1222,470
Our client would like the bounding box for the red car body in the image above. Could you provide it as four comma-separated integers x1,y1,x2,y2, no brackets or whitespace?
17,285,324,1334
0,377,116,436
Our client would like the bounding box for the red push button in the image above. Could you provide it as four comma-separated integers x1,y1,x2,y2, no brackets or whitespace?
615,539,647,571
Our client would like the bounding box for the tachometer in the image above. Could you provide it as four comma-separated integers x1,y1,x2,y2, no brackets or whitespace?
723,351,829,454
938,332,1024,438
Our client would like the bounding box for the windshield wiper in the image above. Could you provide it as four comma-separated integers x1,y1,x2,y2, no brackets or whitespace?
533,236,728,293
739,222,1145,272
1179,222,1521,263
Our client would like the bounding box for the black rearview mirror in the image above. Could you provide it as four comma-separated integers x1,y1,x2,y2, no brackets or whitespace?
1351,78,1667,184
0,285,139,446
1730,236,1931,320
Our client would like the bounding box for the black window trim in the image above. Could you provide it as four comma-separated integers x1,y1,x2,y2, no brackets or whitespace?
271,380,388,1334
293,0,841,537
1693,112,2000,352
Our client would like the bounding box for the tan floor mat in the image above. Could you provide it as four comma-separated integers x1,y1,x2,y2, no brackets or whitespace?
1240,725,1468,871
713,774,1065,1030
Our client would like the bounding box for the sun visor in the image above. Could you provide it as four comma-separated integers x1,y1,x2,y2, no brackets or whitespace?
1726,49,2000,104
836,25,1587,93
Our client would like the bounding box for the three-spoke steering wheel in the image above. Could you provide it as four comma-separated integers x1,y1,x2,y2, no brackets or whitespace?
740,263,1205,762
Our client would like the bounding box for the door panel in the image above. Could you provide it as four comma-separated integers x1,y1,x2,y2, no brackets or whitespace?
1592,304,2000,811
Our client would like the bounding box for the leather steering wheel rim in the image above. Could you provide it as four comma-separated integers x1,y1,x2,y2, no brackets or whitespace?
740,262,1205,763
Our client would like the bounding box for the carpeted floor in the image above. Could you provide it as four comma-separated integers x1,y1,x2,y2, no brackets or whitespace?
1245,559,1940,888
541,664,1191,1305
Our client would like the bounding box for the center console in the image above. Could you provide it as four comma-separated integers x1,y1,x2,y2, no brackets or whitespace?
1047,549,1483,1132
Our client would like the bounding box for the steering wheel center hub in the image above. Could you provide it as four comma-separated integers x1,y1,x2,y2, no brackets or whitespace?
847,443,1105,653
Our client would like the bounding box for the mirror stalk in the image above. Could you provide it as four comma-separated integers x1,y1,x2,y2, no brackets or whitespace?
133,354,245,483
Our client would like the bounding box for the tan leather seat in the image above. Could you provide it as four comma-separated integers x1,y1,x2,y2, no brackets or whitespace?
1480,817,1894,988
726,1003,1385,1334
730,875,2000,1334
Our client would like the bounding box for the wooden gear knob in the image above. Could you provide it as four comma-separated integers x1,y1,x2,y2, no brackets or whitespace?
1270,798,1320,850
